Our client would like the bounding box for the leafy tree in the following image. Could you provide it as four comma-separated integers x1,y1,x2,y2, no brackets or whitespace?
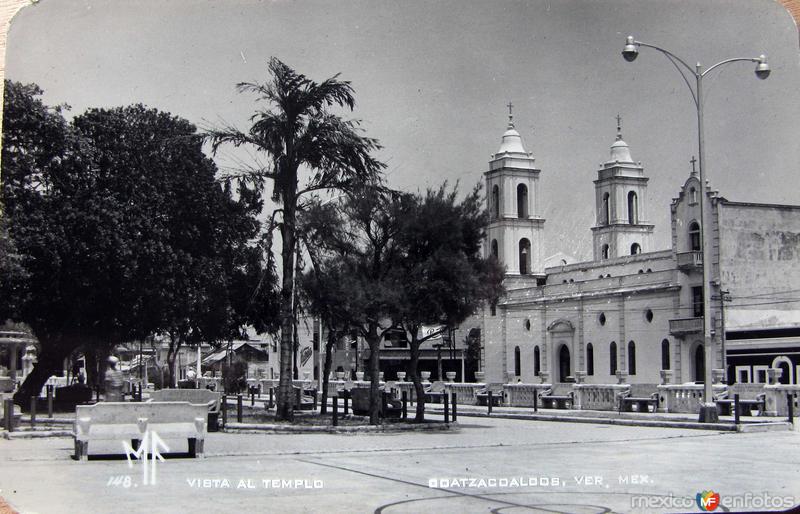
208,58,385,420
2,81,278,402
394,184,503,421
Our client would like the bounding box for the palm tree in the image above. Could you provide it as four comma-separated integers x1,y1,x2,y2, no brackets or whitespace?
208,58,385,421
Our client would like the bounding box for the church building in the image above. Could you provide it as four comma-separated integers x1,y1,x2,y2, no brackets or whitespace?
472,112,800,387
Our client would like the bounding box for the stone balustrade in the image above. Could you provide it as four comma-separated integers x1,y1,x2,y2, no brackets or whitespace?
656,383,728,413
573,384,629,411
444,383,484,405
762,384,800,416
504,383,552,407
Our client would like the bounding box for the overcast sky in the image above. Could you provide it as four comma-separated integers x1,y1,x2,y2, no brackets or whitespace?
6,0,799,260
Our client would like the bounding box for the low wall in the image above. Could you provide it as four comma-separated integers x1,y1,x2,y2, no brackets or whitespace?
763,385,800,416
504,383,553,408
657,384,728,413
574,384,629,411
444,383,484,405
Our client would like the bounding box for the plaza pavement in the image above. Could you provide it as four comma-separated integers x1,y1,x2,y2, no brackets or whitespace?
1,415,798,513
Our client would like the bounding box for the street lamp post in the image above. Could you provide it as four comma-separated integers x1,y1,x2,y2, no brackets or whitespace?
621,36,769,422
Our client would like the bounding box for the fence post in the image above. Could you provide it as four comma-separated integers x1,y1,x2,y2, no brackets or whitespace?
250,387,255,407
30,396,36,428
788,393,794,425
443,393,449,424
221,394,228,428
237,394,243,423
452,393,457,422
4,398,14,432
734,393,741,426
401,391,407,420
47,385,54,418
332,395,339,427
268,388,274,409
488,391,493,415
344,392,349,416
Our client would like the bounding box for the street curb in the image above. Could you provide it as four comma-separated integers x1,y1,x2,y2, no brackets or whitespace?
223,421,457,434
427,409,793,432
2,429,74,439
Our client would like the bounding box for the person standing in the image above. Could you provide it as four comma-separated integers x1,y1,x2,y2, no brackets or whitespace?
104,356,124,402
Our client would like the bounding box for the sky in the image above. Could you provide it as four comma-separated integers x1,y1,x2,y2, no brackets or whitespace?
6,0,800,261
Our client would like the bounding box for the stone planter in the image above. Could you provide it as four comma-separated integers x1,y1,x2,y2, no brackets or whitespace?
421,371,431,383
711,368,726,385
474,372,485,383
507,372,518,384
615,370,629,384
356,371,365,381
574,371,587,384
302,371,311,381
539,371,550,384
396,372,406,382
379,372,385,382
335,371,345,380
446,371,457,382
660,369,673,385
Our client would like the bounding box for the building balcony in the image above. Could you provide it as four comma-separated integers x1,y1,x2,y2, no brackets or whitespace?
669,317,703,336
677,251,702,271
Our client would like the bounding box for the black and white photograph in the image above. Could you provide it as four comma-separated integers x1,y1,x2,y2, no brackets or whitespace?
1,0,799,512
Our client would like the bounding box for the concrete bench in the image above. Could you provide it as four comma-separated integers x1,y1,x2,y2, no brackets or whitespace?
540,390,574,409
716,395,766,416
74,402,207,461
476,384,505,406
618,385,659,413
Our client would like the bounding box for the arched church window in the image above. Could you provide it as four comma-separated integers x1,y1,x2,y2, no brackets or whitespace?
631,243,641,255
601,244,610,260
586,343,594,376
627,191,638,224
491,239,499,260
514,346,521,377
689,221,701,251
492,185,500,219
602,192,610,225
609,341,617,375
661,339,670,370
517,184,528,218
628,341,636,375
519,238,531,275
534,346,540,376
689,187,698,204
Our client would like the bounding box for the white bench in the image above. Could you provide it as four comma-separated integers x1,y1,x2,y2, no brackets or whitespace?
74,402,207,461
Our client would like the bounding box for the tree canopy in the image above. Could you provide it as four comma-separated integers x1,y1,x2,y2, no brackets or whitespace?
1,81,279,401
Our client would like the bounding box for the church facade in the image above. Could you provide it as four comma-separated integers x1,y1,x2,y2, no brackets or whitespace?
473,114,800,387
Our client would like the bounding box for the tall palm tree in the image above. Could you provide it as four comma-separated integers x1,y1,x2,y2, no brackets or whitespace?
208,58,384,420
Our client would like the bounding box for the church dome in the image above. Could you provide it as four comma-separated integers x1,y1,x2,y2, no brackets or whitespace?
609,138,634,164
497,124,527,154
606,116,634,164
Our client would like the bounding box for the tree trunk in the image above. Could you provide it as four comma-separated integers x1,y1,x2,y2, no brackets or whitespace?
408,338,426,422
320,329,335,415
166,339,181,389
276,167,298,422
13,340,76,405
366,325,382,425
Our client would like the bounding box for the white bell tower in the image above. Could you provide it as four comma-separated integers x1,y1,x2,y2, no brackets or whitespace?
485,104,545,281
591,116,654,260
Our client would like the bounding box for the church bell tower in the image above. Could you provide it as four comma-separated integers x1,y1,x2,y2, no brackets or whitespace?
591,116,654,260
485,104,545,280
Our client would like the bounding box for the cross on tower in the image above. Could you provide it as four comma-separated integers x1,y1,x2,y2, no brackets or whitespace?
615,114,623,140
507,101,514,117
690,155,698,174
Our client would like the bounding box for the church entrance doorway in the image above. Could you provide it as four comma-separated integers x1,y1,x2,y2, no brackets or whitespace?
558,344,571,383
